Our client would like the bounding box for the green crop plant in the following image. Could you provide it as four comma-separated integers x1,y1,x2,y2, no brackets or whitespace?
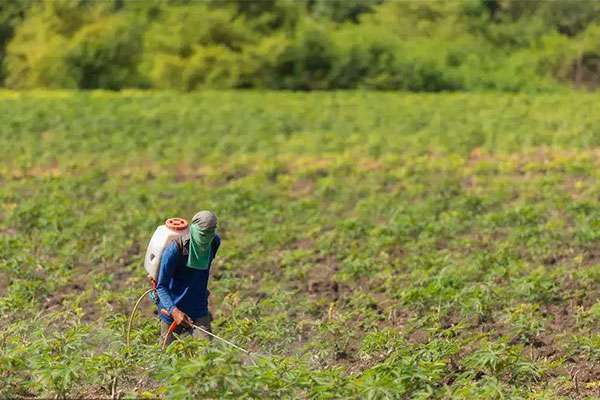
1,90,600,398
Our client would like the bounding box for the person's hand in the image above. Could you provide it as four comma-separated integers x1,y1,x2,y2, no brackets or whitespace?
171,307,193,327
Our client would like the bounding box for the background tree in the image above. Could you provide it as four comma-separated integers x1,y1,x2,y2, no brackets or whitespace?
3,0,600,91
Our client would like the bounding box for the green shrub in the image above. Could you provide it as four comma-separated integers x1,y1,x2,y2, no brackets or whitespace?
4,0,600,90
274,19,337,90
64,15,144,89
4,2,76,89
5,1,142,89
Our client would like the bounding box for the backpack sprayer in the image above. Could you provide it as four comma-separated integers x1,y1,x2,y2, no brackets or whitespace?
126,217,255,359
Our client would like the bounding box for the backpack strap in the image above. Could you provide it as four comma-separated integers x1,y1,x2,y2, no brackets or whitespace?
176,234,190,257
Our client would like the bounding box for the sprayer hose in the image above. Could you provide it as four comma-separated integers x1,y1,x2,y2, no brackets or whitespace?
126,289,261,365
126,288,154,347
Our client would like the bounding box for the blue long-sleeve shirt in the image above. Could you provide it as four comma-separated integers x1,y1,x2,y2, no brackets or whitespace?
156,235,221,324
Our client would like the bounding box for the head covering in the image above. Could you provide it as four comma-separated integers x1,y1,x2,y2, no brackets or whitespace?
187,210,217,270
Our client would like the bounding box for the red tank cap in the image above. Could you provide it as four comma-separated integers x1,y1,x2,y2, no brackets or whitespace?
166,217,188,230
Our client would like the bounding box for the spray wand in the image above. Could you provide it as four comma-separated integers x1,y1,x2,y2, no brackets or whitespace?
127,296,259,363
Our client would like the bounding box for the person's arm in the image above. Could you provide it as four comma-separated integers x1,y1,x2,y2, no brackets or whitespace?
211,235,221,260
156,243,178,316
156,242,193,326
207,235,221,273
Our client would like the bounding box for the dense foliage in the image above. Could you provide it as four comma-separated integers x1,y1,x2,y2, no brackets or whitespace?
1,90,600,398
3,0,600,91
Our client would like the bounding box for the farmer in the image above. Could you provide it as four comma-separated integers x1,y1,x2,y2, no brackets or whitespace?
156,210,221,346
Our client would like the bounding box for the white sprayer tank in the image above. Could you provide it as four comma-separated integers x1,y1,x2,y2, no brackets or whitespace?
144,218,189,281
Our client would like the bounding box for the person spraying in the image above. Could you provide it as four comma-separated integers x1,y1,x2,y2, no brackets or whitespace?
155,210,221,346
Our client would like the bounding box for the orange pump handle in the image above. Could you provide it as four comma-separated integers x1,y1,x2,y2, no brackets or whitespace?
166,218,188,230
161,308,179,349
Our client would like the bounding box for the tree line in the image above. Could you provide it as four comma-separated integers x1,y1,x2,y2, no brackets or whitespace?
2,0,600,91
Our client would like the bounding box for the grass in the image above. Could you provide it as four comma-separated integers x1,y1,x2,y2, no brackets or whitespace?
1,90,600,399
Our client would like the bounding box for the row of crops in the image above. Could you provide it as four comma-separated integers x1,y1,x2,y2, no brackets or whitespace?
1,91,600,398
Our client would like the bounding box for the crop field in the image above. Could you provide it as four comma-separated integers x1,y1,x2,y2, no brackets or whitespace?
1,91,600,399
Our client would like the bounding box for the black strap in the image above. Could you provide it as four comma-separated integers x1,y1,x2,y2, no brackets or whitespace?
176,236,190,256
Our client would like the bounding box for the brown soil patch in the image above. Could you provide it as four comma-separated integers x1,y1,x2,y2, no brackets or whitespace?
537,296,600,399
307,279,339,297
0,274,9,296
41,242,146,322
556,361,600,399
43,283,85,311
290,179,315,198
173,162,215,183
407,328,429,344
291,238,315,251
467,147,599,173
0,227,18,236
583,249,600,267
16,161,62,179
286,156,334,175
306,255,340,300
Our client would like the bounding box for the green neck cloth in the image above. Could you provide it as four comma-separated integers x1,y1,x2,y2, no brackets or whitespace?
187,224,215,270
